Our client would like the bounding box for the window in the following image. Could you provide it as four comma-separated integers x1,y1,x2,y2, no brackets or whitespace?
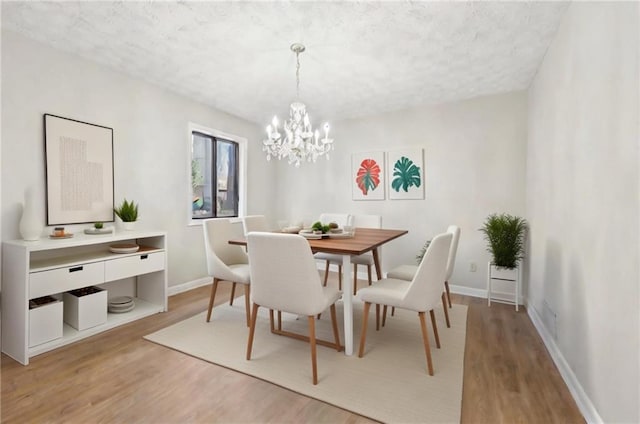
189,123,246,224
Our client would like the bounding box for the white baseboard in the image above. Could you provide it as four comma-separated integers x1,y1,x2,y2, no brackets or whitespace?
528,306,602,423
449,284,486,299
449,284,527,306
168,277,211,296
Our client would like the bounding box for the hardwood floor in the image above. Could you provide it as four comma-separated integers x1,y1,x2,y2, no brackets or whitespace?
2,275,584,423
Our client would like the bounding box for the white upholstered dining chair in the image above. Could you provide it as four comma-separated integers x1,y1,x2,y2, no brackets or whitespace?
242,215,269,234
357,231,452,376
385,225,460,327
246,232,343,385
202,218,251,326
349,214,382,294
314,213,353,288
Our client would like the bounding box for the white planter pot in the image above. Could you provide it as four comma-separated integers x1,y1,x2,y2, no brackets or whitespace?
121,221,136,231
489,265,518,281
488,262,521,311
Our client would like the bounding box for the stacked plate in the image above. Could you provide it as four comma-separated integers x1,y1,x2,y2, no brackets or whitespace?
108,296,135,313
109,244,139,254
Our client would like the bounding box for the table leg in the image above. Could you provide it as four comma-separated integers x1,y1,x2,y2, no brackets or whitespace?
342,254,353,355
372,248,382,280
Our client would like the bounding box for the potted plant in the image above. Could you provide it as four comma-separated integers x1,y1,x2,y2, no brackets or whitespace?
479,213,527,270
480,213,527,310
114,199,139,230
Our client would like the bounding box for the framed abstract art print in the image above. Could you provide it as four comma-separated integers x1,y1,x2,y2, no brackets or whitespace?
387,148,424,200
351,151,385,200
44,114,114,225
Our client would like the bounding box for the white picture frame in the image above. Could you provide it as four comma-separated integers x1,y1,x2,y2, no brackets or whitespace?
44,114,114,225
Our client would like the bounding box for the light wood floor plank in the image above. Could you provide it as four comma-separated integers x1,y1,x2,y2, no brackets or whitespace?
2,275,584,423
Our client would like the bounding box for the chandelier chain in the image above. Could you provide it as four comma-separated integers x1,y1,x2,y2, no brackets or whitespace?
295,50,301,100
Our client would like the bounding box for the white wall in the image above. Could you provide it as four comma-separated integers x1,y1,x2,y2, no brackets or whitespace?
527,2,639,422
1,31,276,288
274,92,528,291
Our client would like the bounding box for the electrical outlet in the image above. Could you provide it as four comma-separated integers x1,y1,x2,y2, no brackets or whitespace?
469,262,477,272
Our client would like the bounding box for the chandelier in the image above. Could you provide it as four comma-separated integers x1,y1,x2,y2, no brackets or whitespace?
263,43,334,167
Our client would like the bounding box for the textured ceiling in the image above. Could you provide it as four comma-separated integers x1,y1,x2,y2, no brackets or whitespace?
2,1,568,126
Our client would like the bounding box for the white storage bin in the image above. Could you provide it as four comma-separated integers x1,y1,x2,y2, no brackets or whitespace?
63,286,108,330
29,296,63,347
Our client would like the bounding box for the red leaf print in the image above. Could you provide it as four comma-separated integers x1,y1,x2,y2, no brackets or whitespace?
355,159,381,195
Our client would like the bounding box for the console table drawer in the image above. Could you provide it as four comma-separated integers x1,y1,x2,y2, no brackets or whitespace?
29,262,105,299
105,252,165,282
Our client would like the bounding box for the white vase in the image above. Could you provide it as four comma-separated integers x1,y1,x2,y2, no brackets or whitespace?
19,187,43,241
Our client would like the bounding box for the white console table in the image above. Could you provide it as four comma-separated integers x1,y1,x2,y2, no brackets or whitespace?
2,230,168,365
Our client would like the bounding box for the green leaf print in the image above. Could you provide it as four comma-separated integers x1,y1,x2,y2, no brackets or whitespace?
391,156,421,192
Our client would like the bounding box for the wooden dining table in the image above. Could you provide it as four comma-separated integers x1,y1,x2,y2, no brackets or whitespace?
229,227,408,355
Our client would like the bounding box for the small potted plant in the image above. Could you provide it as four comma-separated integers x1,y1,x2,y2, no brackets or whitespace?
480,213,527,309
480,213,527,270
114,199,139,230
94,222,104,230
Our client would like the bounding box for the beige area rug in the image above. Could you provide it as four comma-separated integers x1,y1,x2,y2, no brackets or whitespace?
145,298,468,423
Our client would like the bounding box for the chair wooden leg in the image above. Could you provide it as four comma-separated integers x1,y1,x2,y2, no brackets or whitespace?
229,282,237,306
338,265,343,290
277,310,282,331
269,309,275,332
445,280,452,308
391,307,395,316
442,292,451,328
206,278,220,322
375,304,380,331
323,261,330,286
367,264,372,286
330,304,341,351
353,264,358,295
382,305,387,327
244,285,251,327
246,303,260,360
358,302,371,357
307,316,318,385
418,311,434,376
429,309,441,349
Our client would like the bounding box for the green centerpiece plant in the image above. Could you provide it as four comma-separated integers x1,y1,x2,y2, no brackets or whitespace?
479,213,527,269
311,221,334,234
